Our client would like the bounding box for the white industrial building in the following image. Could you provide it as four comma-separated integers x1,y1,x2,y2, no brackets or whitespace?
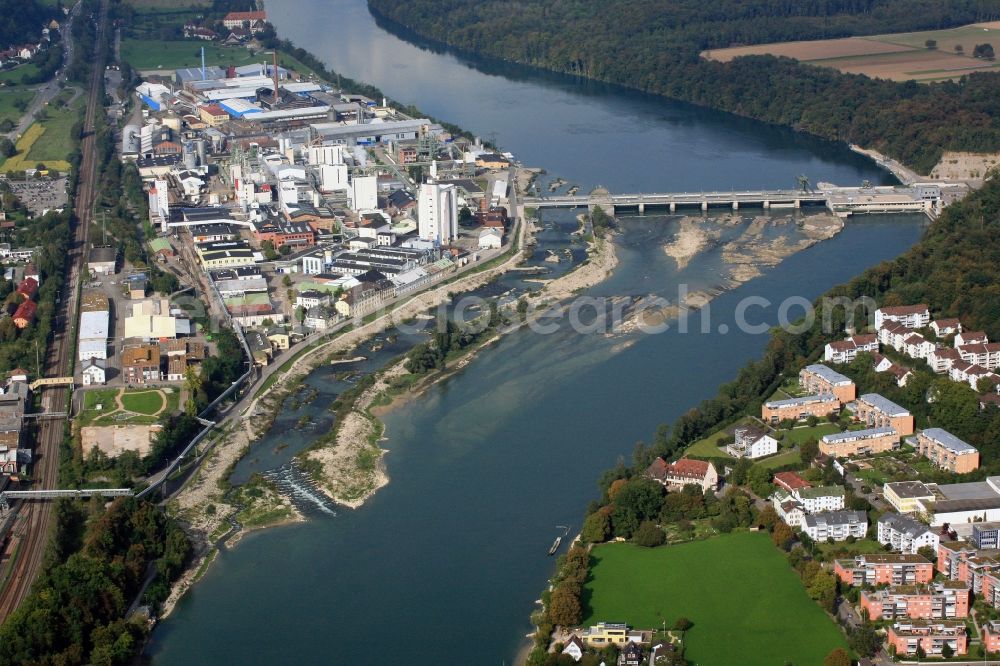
78,311,110,361
418,182,458,244
350,175,377,211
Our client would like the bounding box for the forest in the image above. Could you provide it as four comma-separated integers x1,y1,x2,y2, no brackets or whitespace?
0,0,59,49
369,0,1000,173
0,498,191,666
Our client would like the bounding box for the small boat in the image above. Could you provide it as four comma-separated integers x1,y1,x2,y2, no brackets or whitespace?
548,525,570,555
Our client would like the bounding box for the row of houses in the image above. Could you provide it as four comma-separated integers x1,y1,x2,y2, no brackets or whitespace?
120,339,206,385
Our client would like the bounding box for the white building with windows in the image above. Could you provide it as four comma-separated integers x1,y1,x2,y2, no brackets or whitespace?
418,182,458,244
802,510,868,542
878,513,940,554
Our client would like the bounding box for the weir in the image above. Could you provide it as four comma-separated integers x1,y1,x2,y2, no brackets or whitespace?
523,182,955,219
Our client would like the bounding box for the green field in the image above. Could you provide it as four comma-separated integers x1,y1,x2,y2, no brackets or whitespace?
0,64,41,86
121,39,262,70
781,422,840,444
0,90,35,127
24,93,83,165
754,448,802,470
120,390,166,415
584,533,849,665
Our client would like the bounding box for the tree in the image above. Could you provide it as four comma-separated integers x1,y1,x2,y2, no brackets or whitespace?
942,642,954,658
729,457,752,485
673,617,693,631
0,138,14,158
182,366,203,416
808,570,838,612
800,438,819,464
282,274,292,288
771,521,794,550
848,622,880,658
955,44,964,53
548,585,582,627
261,240,278,260
925,39,937,49
610,477,664,538
917,545,936,561
633,520,666,547
973,43,996,59
278,244,291,256
459,205,474,226
822,648,851,666
581,509,612,543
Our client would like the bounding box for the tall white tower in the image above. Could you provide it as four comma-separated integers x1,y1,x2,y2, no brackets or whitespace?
418,182,458,244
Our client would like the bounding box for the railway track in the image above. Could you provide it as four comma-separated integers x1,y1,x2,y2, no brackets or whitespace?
0,0,108,622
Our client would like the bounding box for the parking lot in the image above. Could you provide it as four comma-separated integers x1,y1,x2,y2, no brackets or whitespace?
7,176,68,216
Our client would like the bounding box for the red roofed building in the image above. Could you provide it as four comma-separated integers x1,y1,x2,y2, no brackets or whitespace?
646,457,718,492
774,471,812,494
13,300,36,328
222,11,267,31
15,277,37,301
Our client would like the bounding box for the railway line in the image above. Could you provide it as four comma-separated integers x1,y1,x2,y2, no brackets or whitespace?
0,0,108,622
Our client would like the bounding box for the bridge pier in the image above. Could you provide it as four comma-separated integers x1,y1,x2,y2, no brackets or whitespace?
701,201,708,211
732,201,739,210
763,201,770,209
638,202,645,215
669,202,676,213
794,199,801,209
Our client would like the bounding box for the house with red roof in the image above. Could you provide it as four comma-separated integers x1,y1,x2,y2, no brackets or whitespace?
646,457,718,492
15,277,37,301
774,471,812,494
13,300,36,328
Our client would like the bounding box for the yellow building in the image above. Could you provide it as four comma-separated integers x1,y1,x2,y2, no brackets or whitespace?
199,104,229,127
883,481,936,514
267,329,290,351
581,622,631,647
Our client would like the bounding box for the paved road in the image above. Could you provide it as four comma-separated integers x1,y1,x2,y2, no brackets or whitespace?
5,1,82,142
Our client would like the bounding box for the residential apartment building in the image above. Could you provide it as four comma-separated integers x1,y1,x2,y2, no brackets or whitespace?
983,621,1000,654
646,457,718,493
937,541,977,582
819,426,898,458
861,581,970,620
886,620,967,657
834,554,934,587
824,334,879,364
955,342,1000,371
915,428,980,474
799,364,857,403
802,510,867,542
797,485,846,513
761,394,840,424
855,393,914,436
877,513,940,554
726,425,777,459
875,304,930,330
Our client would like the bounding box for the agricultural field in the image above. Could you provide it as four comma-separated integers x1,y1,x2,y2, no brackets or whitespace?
0,91,82,172
584,533,849,665
703,21,1000,82
0,90,35,127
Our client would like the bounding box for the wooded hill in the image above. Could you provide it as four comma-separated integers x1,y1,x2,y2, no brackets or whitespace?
368,0,1000,173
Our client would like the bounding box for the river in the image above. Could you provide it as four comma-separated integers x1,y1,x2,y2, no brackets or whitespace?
145,1,925,663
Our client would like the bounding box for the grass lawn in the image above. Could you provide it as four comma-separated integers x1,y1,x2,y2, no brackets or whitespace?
583,533,849,665
0,64,41,86
120,390,165,415
782,422,841,445
121,39,261,70
0,89,35,126
119,38,322,78
684,433,733,459
815,538,886,559
754,448,802,470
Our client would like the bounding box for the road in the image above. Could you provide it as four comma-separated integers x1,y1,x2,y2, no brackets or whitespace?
4,1,83,142
0,0,107,623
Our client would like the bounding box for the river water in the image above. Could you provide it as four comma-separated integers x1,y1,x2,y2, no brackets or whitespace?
146,1,925,663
